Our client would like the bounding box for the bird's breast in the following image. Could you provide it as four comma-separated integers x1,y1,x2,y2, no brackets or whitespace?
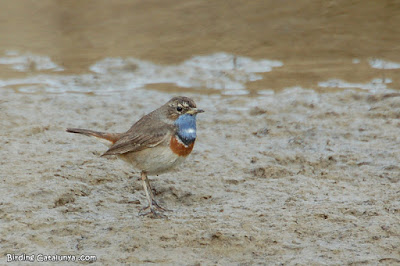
170,135,195,156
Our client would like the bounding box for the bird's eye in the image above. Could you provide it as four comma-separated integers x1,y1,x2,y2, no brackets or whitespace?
177,106,183,112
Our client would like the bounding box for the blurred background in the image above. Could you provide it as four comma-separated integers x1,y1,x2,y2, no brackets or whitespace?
2,2,400,264
0,0,399,94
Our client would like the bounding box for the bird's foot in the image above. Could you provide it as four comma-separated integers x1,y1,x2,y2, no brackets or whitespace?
139,201,170,218
152,200,172,212
139,206,166,218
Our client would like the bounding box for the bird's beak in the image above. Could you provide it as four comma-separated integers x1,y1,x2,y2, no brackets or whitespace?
187,108,205,115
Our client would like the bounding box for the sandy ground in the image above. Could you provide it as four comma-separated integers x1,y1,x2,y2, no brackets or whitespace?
1,0,400,265
1,88,400,265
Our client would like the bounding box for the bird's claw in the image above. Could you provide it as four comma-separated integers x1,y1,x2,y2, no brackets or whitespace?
139,200,171,218
139,205,167,218
151,200,172,212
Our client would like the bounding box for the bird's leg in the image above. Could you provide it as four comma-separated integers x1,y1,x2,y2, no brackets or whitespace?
140,171,152,209
139,171,167,217
145,177,171,212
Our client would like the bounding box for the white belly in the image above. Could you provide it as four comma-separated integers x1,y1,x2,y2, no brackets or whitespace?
119,145,187,175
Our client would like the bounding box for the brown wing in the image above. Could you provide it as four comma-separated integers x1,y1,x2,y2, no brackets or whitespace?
102,116,175,156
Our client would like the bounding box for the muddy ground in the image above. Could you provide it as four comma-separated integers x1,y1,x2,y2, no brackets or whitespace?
1,0,400,265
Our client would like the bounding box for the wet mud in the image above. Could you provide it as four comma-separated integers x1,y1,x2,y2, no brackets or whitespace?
1,88,399,264
1,0,400,264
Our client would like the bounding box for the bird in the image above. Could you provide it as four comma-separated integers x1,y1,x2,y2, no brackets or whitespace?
66,96,204,217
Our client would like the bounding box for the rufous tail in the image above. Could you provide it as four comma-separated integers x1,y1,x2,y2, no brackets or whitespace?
66,128,121,144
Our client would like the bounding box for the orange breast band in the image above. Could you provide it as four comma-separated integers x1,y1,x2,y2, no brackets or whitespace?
170,136,195,156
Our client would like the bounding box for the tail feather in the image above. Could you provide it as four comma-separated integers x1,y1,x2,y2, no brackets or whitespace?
66,128,121,145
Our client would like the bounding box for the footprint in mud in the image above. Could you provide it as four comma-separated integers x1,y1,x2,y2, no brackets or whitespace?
251,165,293,179
54,193,75,207
53,187,91,208
152,186,213,207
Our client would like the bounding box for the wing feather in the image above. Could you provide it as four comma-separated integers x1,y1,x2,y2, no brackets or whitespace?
102,117,174,156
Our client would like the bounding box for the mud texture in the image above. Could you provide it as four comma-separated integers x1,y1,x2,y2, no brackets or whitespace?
1,89,400,264
1,0,400,265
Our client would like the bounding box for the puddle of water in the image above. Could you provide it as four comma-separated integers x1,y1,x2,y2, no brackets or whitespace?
0,52,283,95
1,51,398,96
318,78,393,92
90,52,283,95
257,90,275,96
0,51,64,72
369,58,400,69
183,53,283,73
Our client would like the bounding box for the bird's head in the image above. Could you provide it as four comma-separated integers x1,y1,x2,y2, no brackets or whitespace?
165,96,204,121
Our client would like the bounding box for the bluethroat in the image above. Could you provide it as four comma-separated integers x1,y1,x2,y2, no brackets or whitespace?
67,96,204,217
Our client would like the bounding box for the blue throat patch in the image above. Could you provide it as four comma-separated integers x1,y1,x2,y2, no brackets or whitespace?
175,114,197,146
